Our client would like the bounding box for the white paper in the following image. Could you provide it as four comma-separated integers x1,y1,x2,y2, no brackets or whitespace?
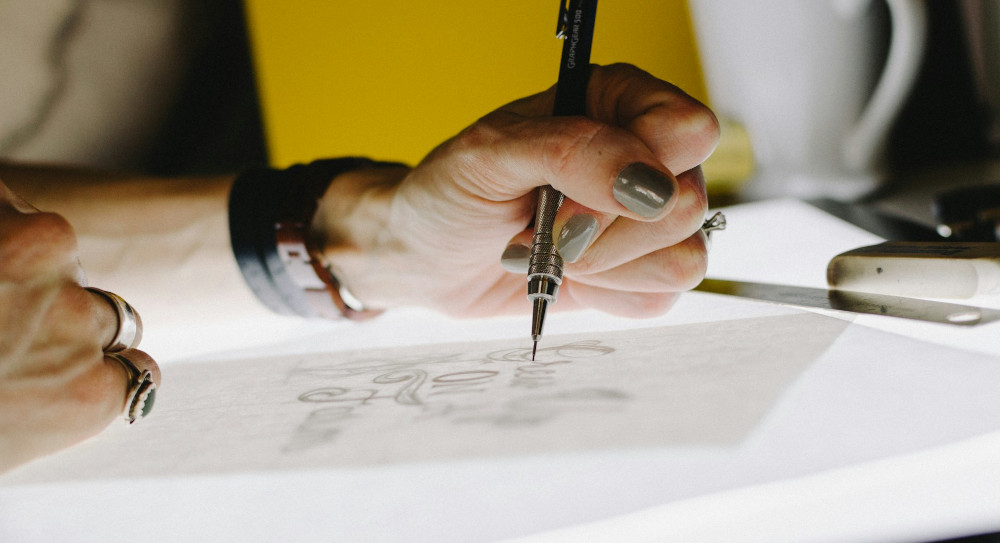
5,312,1000,543
2,312,846,483
5,199,1000,543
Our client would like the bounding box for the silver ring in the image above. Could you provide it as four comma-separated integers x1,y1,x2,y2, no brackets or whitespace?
86,287,143,352
107,352,156,424
701,211,727,234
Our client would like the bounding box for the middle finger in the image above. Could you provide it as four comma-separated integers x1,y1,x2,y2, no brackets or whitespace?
569,232,708,293
563,167,708,275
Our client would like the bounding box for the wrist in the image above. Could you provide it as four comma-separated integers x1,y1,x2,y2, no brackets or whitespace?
311,165,410,310
228,158,404,319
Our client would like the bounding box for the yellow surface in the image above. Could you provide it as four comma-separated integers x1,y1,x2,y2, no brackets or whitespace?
244,1,707,167
702,117,755,196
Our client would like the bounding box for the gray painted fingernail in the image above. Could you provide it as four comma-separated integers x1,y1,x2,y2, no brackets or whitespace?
557,214,600,263
500,243,531,273
613,162,675,218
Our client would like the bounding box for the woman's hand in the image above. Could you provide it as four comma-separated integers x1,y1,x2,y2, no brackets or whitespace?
0,180,160,473
316,63,719,318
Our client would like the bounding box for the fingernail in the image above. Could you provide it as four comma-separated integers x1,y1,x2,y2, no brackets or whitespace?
557,214,600,263
500,243,531,273
613,163,675,218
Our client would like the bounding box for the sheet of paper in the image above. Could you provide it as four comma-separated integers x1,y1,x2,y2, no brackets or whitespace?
6,310,1000,543
2,312,846,482
6,199,1000,543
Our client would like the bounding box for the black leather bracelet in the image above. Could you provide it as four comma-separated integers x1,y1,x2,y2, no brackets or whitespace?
228,157,385,319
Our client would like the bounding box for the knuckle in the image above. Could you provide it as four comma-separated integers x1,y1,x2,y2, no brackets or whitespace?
443,114,521,197
0,212,78,277
55,284,104,339
32,348,120,432
677,187,710,234
666,168,709,237
453,109,541,154
672,101,722,163
669,236,709,291
543,117,607,178
67,359,123,423
570,253,599,275
604,62,641,74
448,113,518,166
571,242,615,276
679,98,721,144
599,62,646,83
454,113,506,151
23,212,76,246
122,349,161,386
633,99,720,168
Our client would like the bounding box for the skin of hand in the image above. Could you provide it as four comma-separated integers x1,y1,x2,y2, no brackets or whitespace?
314,63,720,318
0,180,160,474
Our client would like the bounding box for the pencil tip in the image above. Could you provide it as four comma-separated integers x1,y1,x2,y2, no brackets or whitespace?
531,341,538,361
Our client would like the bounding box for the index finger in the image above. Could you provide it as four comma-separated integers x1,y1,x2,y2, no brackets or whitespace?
464,110,681,221
501,63,720,176
591,64,720,175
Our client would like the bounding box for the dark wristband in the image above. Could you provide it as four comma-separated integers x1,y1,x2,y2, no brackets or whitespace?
228,157,387,319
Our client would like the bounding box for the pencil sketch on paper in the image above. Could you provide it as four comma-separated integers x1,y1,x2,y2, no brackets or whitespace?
0,312,849,482
283,341,626,454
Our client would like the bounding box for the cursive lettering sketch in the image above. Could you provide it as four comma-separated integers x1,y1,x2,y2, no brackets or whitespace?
284,341,626,453
1,313,849,482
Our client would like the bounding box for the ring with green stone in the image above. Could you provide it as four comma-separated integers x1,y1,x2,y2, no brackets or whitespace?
107,352,156,424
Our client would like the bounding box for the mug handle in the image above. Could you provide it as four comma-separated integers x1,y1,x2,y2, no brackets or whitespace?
839,0,927,174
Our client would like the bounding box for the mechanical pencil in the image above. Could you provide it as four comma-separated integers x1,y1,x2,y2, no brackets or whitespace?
528,0,598,360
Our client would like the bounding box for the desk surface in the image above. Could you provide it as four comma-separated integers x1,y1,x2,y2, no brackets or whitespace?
2,199,999,543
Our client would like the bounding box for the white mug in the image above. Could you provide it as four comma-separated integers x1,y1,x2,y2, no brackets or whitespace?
690,0,927,200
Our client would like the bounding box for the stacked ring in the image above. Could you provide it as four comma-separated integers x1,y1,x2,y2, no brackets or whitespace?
85,287,143,352
86,286,153,423
701,211,727,235
106,353,157,424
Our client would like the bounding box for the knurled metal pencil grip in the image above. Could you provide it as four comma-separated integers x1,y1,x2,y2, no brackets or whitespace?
528,185,565,303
